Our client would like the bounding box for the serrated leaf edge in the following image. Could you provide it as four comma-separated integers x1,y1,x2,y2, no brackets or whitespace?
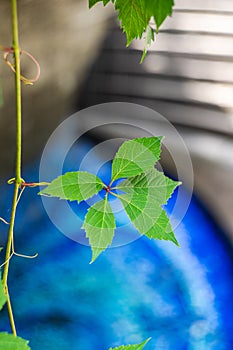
39,171,105,203
111,137,163,182
109,337,151,350
82,196,116,263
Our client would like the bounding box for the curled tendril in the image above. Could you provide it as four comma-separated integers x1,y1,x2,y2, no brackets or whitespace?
7,177,16,185
0,231,39,268
0,45,40,85
0,184,38,270
0,217,10,225
0,252,14,269
7,177,25,186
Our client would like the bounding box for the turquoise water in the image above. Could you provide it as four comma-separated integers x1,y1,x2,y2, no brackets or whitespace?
0,138,232,349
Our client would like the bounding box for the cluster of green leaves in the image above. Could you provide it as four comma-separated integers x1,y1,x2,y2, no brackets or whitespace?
89,0,174,61
40,137,180,263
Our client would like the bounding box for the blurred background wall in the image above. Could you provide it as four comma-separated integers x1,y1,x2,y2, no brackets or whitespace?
0,0,232,250
0,0,112,178
76,0,233,242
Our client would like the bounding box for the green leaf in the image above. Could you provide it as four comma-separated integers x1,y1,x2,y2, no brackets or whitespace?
42,137,180,262
82,198,116,263
119,193,179,245
115,0,150,46
114,0,174,41
118,168,181,204
109,338,151,350
0,278,7,311
140,25,155,63
89,0,174,59
145,208,178,244
111,137,162,181
39,171,104,203
150,0,174,32
0,333,30,350
89,0,112,8
116,169,180,245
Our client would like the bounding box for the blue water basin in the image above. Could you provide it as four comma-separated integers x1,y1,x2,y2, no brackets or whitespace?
0,138,232,350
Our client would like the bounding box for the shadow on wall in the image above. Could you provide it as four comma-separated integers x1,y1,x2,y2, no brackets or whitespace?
77,0,233,241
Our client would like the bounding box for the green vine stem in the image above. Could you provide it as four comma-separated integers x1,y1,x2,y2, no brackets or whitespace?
10,0,22,184
2,0,23,336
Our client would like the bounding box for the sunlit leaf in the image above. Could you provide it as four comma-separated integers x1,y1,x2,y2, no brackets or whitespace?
39,171,104,203
149,0,174,32
115,0,150,46
116,169,180,245
82,198,116,263
44,137,180,261
118,168,181,204
90,0,174,59
0,333,30,350
0,278,7,311
111,137,162,181
109,338,151,350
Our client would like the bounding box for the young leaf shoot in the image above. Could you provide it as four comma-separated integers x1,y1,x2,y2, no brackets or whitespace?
40,137,181,262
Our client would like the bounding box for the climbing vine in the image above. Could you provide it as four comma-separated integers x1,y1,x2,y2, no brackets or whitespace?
0,1,176,349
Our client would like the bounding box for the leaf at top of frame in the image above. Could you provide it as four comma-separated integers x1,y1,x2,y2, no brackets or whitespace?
115,0,150,46
89,0,113,8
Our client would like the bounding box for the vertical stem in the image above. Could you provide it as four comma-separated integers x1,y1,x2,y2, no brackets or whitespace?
2,196,18,274
5,285,17,336
11,0,22,183
2,0,22,336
